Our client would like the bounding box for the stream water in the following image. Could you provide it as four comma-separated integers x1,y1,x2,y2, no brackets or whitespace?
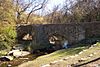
0,52,48,67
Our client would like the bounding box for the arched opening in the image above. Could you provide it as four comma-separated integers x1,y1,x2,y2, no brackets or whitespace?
48,33,69,50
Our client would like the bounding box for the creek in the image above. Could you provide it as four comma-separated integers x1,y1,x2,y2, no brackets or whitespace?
0,51,51,67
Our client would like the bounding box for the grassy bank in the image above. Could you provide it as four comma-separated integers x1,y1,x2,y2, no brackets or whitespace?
18,42,100,67
18,46,88,67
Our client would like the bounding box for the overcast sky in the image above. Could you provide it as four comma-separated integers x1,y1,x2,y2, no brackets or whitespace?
37,0,65,15
46,0,65,10
32,0,66,15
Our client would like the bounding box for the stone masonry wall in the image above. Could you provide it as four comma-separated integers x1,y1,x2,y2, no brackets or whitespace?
17,22,100,49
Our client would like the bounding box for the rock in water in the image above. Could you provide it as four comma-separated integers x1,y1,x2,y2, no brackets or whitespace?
13,51,22,58
20,51,30,56
0,56,14,61
13,51,30,58
8,50,30,58
8,50,20,56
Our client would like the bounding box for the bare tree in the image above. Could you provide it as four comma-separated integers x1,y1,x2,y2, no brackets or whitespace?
63,0,100,22
0,0,16,25
13,0,48,24
45,5,64,24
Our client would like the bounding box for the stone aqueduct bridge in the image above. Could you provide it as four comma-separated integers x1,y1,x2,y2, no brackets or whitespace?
17,22,100,48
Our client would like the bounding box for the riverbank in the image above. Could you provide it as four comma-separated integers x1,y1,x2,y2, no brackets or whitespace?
0,42,100,67
18,42,100,67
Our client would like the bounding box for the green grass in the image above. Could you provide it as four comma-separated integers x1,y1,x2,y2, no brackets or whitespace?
43,47,86,57
18,46,87,67
18,42,100,67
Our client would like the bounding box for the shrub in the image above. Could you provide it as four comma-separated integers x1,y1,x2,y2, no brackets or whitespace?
0,25,16,50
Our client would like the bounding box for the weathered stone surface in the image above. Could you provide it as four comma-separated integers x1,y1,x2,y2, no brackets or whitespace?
19,58,29,60
0,56,14,61
78,57,87,62
22,34,32,40
63,57,69,60
8,50,30,58
17,22,100,50
74,54,79,57
53,61,59,63
7,64,12,67
59,59,63,62
20,51,30,56
70,56,75,58
8,50,20,55
83,50,87,52
12,44,24,50
50,62,56,65
79,51,83,54
89,54,93,57
66,64,71,67
41,64,50,67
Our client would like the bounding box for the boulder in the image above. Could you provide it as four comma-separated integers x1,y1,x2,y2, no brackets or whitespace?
19,58,29,60
8,50,20,56
13,51,23,58
12,44,24,50
78,58,87,62
8,50,30,58
7,64,12,67
63,57,69,60
41,64,50,67
79,51,83,54
0,56,14,61
19,51,30,56
89,54,93,57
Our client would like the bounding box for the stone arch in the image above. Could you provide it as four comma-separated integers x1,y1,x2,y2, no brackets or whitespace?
47,32,68,50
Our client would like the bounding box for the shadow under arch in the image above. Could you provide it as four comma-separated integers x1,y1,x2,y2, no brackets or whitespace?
47,32,69,50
